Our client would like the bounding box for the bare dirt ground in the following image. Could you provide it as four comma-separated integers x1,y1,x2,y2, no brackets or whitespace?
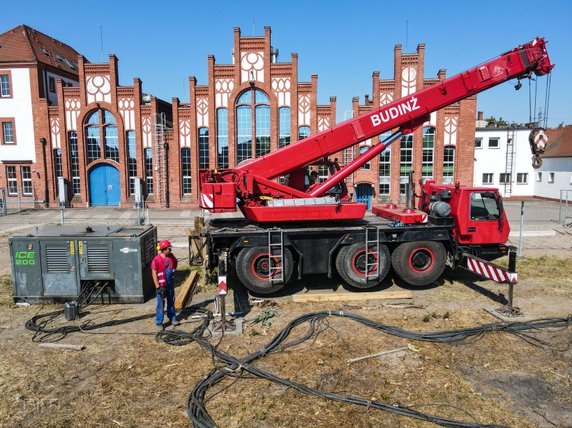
0,250,571,428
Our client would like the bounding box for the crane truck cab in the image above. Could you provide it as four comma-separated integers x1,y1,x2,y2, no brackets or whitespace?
418,180,511,260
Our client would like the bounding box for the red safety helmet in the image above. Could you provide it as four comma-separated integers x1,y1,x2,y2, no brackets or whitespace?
158,240,172,251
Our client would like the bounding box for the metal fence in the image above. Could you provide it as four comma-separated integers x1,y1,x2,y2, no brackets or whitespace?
0,188,44,215
560,189,572,227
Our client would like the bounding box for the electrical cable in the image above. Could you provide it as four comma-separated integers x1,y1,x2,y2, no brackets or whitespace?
159,311,572,428
25,309,156,342
24,300,571,427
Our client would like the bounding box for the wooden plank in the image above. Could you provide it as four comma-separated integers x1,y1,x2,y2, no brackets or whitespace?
39,343,84,351
175,271,200,309
292,289,412,303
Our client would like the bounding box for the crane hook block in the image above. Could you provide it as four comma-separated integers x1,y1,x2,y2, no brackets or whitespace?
529,128,547,169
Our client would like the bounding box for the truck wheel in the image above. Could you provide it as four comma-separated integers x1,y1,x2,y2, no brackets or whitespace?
391,241,446,287
336,243,390,289
235,246,293,294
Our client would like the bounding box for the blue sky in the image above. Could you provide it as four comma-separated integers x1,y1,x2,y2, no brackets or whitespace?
4,0,571,127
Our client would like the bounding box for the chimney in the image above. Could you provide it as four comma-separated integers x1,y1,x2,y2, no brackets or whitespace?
477,111,484,121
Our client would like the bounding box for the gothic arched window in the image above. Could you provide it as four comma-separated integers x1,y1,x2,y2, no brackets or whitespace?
84,109,118,163
235,89,270,164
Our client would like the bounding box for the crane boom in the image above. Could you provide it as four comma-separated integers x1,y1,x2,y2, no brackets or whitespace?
199,37,553,222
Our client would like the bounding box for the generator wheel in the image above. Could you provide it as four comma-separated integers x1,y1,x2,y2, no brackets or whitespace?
391,241,446,287
335,243,390,289
235,246,293,294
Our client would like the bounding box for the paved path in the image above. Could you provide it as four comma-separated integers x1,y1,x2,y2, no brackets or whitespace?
0,200,570,256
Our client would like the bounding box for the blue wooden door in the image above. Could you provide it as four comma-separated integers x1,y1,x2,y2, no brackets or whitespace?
355,183,373,210
89,164,120,206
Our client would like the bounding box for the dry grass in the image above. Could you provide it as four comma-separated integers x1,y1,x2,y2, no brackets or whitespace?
516,256,572,284
0,260,571,427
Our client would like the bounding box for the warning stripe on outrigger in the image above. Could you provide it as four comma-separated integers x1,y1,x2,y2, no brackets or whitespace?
462,253,517,284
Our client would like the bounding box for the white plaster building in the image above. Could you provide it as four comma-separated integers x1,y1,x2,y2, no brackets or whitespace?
474,124,536,198
0,25,80,204
536,126,572,201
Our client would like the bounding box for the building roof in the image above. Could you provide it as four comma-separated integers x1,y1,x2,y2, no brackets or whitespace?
0,25,81,75
545,126,572,158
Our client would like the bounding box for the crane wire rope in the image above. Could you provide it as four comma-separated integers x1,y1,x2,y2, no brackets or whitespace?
543,73,552,129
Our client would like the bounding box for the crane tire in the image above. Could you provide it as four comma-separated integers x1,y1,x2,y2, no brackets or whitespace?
391,241,446,287
335,243,390,289
235,246,293,294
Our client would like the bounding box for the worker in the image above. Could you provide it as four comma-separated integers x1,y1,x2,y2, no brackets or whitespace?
305,170,318,190
152,239,179,329
309,170,318,186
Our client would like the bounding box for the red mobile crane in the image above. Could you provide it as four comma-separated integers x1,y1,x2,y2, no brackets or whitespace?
199,38,553,294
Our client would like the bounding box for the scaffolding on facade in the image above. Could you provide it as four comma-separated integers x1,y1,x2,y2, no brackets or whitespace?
153,113,168,207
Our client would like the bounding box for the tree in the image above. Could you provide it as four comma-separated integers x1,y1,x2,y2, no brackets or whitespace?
484,115,507,127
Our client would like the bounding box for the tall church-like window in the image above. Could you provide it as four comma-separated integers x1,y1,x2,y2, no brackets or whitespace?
145,148,153,195
235,89,270,164
127,131,137,195
422,127,434,180
216,109,228,168
84,109,118,163
378,130,392,198
279,107,291,148
181,148,192,195
68,131,80,194
443,146,455,184
198,128,209,169
400,134,413,195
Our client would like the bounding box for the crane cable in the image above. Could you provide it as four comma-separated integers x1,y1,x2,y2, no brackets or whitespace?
528,73,552,127
543,73,552,129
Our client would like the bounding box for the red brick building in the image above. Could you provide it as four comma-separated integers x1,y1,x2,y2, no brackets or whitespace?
48,54,173,207
349,44,476,206
171,27,336,205
1,25,476,209
2,26,335,208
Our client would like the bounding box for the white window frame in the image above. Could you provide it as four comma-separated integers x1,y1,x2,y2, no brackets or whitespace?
442,146,455,184
474,137,482,149
516,173,528,184
488,137,500,149
548,172,555,183
21,166,32,196
499,173,511,185
482,173,493,184
536,172,542,182
2,120,15,144
0,73,11,97
6,166,17,195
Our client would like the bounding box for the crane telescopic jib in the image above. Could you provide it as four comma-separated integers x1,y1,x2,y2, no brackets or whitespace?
199,37,553,222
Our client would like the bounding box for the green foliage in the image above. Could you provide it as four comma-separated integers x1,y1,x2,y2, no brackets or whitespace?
484,115,507,127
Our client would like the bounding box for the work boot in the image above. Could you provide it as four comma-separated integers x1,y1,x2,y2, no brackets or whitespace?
171,318,180,327
157,323,164,331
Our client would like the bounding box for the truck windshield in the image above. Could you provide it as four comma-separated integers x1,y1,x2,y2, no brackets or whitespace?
470,192,501,220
